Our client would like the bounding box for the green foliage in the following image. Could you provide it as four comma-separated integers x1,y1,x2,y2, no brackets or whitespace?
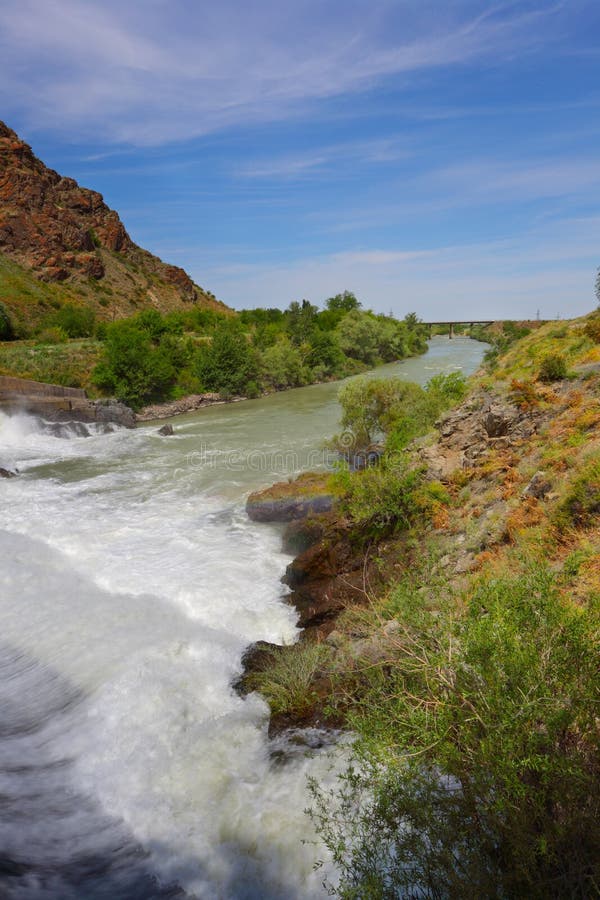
92,319,179,408
0,301,15,340
36,326,68,344
333,372,467,454
244,642,331,717
584,313,600,343
336,458,424,535
48,303,96,338
286,299,318,346
305,330,345,376
311,565,600,898
554,455,600,531
595,267,600,308
326,291,361,313
538,352,568,382
195,320,258,396
260,337,307,389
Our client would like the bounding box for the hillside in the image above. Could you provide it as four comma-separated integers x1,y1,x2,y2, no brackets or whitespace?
0,122,226,334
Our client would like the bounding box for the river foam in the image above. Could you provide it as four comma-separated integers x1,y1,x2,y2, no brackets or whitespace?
0,412,340,898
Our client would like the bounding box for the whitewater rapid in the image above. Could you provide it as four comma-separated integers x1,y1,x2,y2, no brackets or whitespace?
0,411,342,899
0,338,486,898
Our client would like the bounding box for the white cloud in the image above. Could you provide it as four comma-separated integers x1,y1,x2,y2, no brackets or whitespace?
189,215,600,319
0,0,566,145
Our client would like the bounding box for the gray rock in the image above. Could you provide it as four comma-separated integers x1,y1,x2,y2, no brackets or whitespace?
482,403,518,437
158,424,174,436
0,466,16,478
523,471,552,500
93,399,136,429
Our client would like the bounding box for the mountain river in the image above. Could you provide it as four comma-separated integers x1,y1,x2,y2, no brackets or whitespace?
0,337,485,899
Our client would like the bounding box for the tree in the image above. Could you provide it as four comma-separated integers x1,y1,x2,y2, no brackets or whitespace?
286,299,318,346
260,337,306,388
92,320,176,409
326,290,361,313
335,311,381,366
195,321,258,395
595,267,600,307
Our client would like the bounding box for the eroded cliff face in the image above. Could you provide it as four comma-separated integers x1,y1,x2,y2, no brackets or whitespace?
0,121,223,318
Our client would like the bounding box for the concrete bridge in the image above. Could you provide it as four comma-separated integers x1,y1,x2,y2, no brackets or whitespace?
424,321,494,338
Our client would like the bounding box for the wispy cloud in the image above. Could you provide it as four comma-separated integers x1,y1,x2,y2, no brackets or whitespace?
234,138,411,179
0,0,567,145
191,214,600,319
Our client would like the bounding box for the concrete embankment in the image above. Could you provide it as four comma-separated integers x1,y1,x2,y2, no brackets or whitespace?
0,376,135,427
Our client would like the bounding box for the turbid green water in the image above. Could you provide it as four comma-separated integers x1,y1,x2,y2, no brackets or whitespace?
0,336,484,899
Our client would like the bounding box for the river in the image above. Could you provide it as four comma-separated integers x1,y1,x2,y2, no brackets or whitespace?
0,337,485,899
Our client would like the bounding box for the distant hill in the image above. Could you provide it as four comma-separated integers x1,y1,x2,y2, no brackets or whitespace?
0,122,227,334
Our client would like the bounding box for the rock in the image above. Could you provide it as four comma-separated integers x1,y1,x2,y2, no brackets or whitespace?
92,399,136,429
454,553,477,574
482,403,519,438
282,517,326,554
158,424,174,436
523,471,552,500
0,466,16,478
0,120,219,314
246,473,335,523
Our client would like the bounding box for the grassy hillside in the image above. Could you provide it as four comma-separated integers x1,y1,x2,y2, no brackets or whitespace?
0,250,225,338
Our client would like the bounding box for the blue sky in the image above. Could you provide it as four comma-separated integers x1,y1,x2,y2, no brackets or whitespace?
1,0,599,318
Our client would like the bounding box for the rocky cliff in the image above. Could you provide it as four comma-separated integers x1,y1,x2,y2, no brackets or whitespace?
0,121,226,328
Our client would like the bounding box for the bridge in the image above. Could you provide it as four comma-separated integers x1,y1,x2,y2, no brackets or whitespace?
423,321,494,338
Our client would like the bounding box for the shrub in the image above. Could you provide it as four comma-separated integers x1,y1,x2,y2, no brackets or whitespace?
310,565,600,898
36,326,68,344
92,320,178,408
538,352,568,382
0,302,14,340
50,303,96,338
584,314,600,344
244,642,331,717
554,455,600,531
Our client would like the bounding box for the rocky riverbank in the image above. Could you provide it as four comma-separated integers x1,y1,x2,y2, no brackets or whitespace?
237,336,600,734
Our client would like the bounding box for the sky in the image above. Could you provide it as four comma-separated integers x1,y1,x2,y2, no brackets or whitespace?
1,0,599,319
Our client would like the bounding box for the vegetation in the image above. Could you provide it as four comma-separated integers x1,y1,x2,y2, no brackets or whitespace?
0,285,430,406
310,563,599,899
538,351,568,382
244,312,600,897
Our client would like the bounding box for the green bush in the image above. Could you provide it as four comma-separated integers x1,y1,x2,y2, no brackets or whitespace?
92,319,178,408
0,301,15,340
36,326,69,344
538,352,568,382
195,321,259,396
310,565,600,898
49,303,96,338
554,455,600,530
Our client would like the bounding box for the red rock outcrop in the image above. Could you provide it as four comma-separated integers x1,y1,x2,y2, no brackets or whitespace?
0,121,216,312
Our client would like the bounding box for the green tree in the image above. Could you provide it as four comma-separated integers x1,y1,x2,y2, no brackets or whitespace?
595,267,600,307
195,321,258,395
335,311,381,366
93,320,176,409
286,299,318,346
260,337,306,388
326,290,361,313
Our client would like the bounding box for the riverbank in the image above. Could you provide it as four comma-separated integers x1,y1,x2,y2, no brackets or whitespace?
238,313,600,894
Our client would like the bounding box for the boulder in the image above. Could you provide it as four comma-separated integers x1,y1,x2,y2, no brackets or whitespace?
523,471,552,500
0,466,16,478
158,424,174,436
246,472,335,523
